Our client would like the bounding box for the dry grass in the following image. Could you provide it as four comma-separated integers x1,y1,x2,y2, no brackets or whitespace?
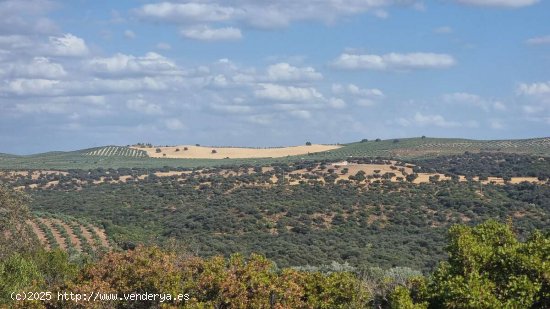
131,144,341,159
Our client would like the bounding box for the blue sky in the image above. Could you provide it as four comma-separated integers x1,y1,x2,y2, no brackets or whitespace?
0,0,549,154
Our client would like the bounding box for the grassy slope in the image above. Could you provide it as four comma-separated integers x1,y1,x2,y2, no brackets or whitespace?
0,137,548,170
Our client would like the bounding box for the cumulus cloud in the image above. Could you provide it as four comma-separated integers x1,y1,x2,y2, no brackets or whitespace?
210,104,253,114
0,35,33,49
1,76,175,97
135,1,405,30
332,83,384,107
289,110,311,119
332,83,384,97
434,26,453,34
266,63,322,82
332,52,456,70
327,98,346,109
246,114,274,125
255,83,323,102
517,81,550,97
165,118,184,130
2,57,66,79
12,96,107,115
124,30,136,39
443,92,506,111
181,26,242,41
45,34,89,57
398,112,463,128
525,35,550,45
86,52,180,77
517,81,550,120
126,97,163,115
453,0,539,8
156,42,172,50
0,0,57,35
136,2,241,23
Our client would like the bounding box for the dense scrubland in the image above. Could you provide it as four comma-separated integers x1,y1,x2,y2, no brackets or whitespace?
1,186,548,308
1,141,549,307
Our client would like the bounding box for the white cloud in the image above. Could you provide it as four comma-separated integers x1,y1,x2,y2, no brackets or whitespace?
454,0,539,8
0,0,57,35
86,52,180,77
332,83,384,107
356,99,376,107
135,1,408,30
0,35,33,49
289,110,311,119
46,34,89,57
332,52,456,70
434,26,453,34
156,42,172,50
255,83,323,102
525,35,550,45
210,104,252,114
136,2,241,23
493,101,507,111
124,30,136,39
327,98,346,109
126,97,163,115
1,76,174,97
332,83,384,97
266,63,322,81
443,92,506,111
398,112,462,128
246,114,273,125
518,81,550,96
3,78,60,96
181,26,242,41
12,95,107,115
413,113,460,127
165,118,184,130
517,81,550,120
15,102,69,114
3,57,66,79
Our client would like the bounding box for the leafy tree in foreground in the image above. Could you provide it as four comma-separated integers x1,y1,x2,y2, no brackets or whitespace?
0,186,38,260
391,220,549,308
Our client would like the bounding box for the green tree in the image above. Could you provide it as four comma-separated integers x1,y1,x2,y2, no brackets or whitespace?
0,186,39,259
429,220,549,308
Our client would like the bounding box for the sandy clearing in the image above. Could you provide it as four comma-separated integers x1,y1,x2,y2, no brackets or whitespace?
509,177,541,184
1,170,68,179
332,163,413,179
131,144,341,159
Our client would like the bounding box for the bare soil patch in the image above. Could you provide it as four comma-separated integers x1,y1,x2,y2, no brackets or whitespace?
132,144,341,159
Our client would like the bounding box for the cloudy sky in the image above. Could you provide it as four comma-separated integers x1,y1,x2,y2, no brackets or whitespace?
0,0,549,154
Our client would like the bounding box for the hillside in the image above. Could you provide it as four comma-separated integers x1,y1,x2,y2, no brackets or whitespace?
1,140,549,307
0,137,548,170
2,152,548,271
131,144,341,159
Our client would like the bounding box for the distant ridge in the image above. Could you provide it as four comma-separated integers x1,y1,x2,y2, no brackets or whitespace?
0,137,548,170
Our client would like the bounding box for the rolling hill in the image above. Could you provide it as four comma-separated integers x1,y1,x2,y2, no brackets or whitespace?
0,137,548,170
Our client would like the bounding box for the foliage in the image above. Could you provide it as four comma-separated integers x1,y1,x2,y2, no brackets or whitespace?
415,152,550,180
427,220,549,308
1,137,548,170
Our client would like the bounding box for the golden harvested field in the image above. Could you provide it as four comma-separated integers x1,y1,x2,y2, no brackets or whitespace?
131,144,342,159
